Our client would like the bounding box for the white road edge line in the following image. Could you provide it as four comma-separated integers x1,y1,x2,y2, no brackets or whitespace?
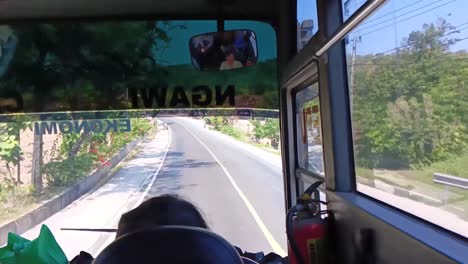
93,127,172,255
173,118,287,256
135,126,172,206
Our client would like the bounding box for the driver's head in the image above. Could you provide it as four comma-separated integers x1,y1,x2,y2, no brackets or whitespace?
116,194,207,238
225,51,236,64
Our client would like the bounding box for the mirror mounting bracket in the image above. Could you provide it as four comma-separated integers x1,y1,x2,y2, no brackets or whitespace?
216,0,224,32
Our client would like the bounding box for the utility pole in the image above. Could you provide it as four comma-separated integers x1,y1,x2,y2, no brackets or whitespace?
349,37,359,114
349,36,361,143
31,128,43,193
17,128,20,184
125,87,129,119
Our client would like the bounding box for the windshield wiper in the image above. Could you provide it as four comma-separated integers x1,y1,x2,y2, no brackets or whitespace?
61,228,117,232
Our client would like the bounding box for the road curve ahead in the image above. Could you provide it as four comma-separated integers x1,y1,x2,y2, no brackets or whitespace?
147,117,287,255
20,116,287,259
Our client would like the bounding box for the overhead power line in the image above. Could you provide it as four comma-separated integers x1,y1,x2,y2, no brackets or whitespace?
359,0,457,37
362,22,468,59
360,0,427,26
349,36,468,67
358,0,451,32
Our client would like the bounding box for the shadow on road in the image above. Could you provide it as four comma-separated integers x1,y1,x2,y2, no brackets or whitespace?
92,147,217,199
145,149,217,197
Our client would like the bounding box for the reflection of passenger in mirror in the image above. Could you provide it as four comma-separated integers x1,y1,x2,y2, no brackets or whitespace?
220,50,243,70
190,30,258,71
220,31,235,54
233,31,256,66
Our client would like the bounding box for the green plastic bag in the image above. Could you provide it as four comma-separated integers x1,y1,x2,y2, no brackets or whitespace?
0,225,68,264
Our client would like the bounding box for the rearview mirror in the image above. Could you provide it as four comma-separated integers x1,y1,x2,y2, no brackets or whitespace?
189,30,258,71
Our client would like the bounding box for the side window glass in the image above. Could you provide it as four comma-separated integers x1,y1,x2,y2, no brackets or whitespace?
297,0,319,51
346,0,468,238
296,83,324,176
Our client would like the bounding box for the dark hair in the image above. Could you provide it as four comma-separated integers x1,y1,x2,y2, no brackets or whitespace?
0,90,23,113
225,48,236,57
116,194,208,238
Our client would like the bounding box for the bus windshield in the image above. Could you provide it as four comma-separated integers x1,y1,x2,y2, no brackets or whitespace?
0,20,287,259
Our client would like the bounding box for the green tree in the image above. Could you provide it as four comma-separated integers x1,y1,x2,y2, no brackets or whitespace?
353,18,467,169
1,21,174,192
0,125,22,182
252,119,279,141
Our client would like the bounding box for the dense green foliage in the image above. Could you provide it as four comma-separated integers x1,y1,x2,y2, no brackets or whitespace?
0,21,170,197
204,116,280,150
220,125,244,140
204,116,229,131
251,119,280,141
3,22,173,112
204,116,241,138
0,117,33,183
353,19,468,171
43,154,94,186
43,118,152,186
0,129,21,176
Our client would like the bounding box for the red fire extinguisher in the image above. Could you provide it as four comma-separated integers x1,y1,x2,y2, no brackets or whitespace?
287,181,328,264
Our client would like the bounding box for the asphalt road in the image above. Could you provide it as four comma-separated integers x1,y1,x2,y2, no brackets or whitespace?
21,117,287,260
151,117,287,255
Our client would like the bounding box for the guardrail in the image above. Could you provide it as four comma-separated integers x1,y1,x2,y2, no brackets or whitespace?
433,173,468,189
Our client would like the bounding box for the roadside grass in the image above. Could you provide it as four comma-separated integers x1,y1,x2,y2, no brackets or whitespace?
214,124,281,155
357,152,468,182
220,125,245,141
0,186,66,225
355,167,374,180
356,167,416,190
411,152,468,181
356,151,468,198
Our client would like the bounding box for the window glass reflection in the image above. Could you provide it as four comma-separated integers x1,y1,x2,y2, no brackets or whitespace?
296,83,324,176
347,0,468,238
297,0,319,51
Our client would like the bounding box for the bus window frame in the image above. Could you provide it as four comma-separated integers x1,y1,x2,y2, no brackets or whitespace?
292,80,325,194
281,0,468,262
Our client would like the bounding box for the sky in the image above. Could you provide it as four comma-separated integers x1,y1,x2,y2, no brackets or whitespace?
297,0,319,35
155,20,277,65
297,0,468,56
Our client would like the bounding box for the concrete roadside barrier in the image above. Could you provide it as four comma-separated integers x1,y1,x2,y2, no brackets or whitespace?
0,136,145,245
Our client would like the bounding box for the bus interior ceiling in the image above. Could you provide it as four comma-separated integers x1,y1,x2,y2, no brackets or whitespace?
0,0,279,21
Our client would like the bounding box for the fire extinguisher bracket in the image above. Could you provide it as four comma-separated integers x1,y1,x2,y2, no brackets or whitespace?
286,181,330,264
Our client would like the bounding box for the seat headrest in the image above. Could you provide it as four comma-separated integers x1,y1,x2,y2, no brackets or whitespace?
93,226,244,264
